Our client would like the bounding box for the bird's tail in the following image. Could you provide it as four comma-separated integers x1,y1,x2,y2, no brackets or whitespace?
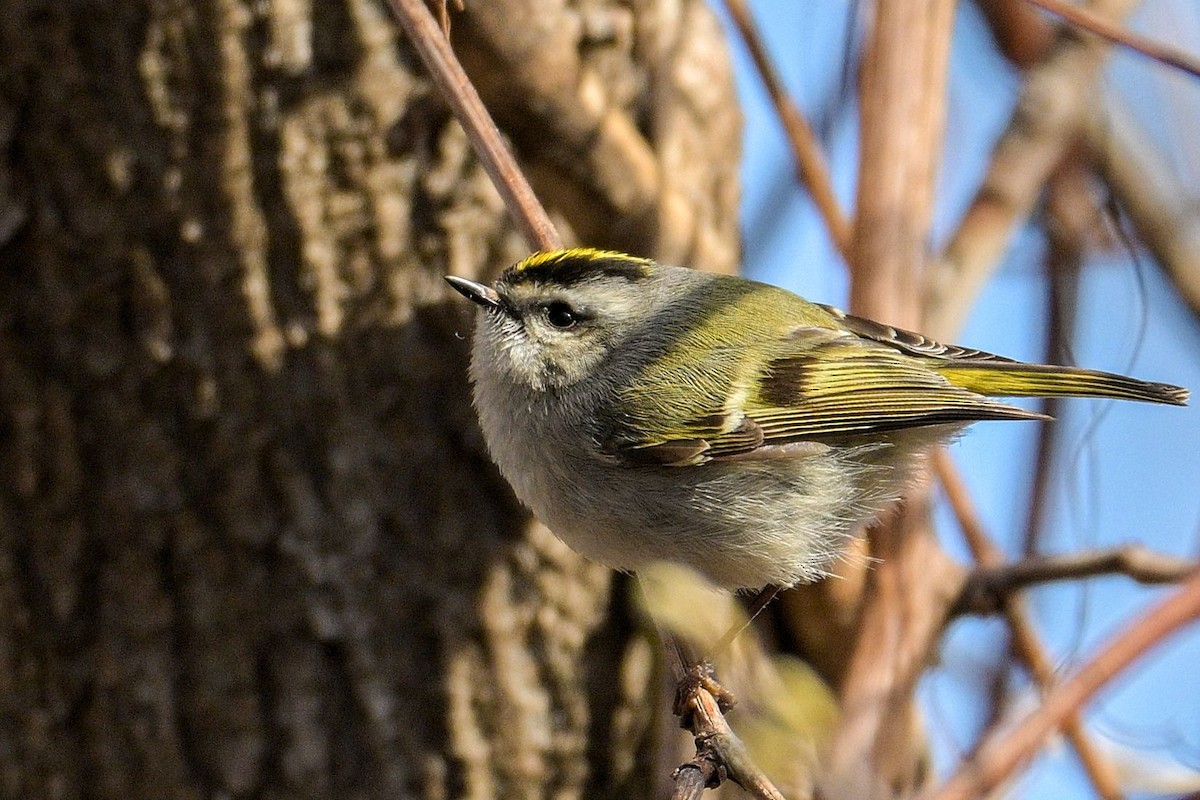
935,362,1189,406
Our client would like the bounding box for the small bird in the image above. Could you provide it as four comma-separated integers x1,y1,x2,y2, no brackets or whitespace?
447,249,1188,591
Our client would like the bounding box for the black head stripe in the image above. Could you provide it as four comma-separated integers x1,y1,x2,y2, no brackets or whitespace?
501,249,653,288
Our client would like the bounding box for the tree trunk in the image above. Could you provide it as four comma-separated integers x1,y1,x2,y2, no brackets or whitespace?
0,1,740,797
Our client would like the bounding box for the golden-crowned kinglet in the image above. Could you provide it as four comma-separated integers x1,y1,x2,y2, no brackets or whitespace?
446,249,1188,591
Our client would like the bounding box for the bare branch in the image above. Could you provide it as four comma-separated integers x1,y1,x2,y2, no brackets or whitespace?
670,753,720,800
384,0,561,251
934,451,1126,800
719,0,851,255
924,0,1138,340
926,568,1200,800
668,654,788,800
956,547,1200,615
828,1,959,789
1024,0,1200,80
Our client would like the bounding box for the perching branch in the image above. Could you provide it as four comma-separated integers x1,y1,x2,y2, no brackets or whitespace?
955,547,1200,616
670,656,788,800
926,567,1200,800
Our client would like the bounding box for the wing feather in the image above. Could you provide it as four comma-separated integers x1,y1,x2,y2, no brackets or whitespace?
606,327,1043,466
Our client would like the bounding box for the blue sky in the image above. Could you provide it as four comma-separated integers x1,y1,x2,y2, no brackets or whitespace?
715,1,1200,794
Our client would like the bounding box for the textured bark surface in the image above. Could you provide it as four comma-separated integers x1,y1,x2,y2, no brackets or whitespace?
0,1,740,797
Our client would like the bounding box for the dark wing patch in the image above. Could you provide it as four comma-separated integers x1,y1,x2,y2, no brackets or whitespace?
604,317,1049,468
759,354,812,407
618,416,764,466
746,350,1046,442
817,303,1016,363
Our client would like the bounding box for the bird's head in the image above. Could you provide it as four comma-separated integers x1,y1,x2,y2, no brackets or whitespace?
446,249,669,392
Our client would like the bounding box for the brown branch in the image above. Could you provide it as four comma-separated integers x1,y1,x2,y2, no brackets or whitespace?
383,0,561,251
934,451,1126,800
849,0,954,323
671,751,720,800
923,0,1138,340
956,547,1200,615
828,1,958,790
1023,0,1200,80
668,652,788,800
720,0,851,256
925,567,1200,800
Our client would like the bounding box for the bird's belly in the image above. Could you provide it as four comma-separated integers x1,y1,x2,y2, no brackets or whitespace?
503,442,906,591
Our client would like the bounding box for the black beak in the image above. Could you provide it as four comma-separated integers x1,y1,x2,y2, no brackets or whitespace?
445,276,503,310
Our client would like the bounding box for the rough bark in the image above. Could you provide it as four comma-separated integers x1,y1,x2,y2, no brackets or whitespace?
0,1,741,798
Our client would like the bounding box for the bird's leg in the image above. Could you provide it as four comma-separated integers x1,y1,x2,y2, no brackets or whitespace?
711,584,782,656
667,585,783,725
636,575,739,725
638,579,784,726
668,634,737,727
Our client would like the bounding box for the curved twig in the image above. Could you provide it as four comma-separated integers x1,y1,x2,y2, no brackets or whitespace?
719,0,851,255
670,656,788,800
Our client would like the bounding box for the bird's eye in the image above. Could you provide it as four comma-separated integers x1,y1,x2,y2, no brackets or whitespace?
545,302,579,329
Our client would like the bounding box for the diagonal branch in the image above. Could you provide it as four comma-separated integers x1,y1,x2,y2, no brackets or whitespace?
666,640,788,800
384,0,560,251
1023,0,1200,80
925,567,1200,800
934,451,1126,800
720,0,851,255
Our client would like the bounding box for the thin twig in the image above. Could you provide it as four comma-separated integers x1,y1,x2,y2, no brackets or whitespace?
934,451,1126,800
383,0,561,251
720,0,851,255
1024,0,1200,80
956,547,1200,615
671,753,719,800
925,567,1200,800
